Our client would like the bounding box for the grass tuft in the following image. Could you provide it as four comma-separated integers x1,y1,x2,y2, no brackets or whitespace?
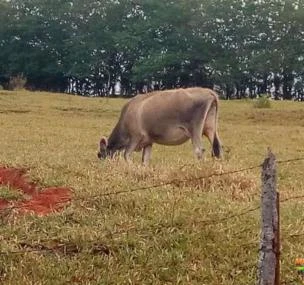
0,186,24,201
253,94,272,109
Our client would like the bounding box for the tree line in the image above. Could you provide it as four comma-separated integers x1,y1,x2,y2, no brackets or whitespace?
0,0,303,99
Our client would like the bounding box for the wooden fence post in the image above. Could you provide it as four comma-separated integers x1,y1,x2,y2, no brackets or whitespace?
258,150,280,285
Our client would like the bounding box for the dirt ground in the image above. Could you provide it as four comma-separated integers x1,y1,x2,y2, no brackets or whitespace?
0,167,72,216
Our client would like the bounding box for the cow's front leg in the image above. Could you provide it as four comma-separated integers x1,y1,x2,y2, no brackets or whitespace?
124,141,138,163
191,133,205,160
142,145,152,166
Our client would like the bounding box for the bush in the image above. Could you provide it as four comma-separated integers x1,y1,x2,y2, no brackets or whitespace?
253,95,271,109
0,85,3,90
8,74,27,90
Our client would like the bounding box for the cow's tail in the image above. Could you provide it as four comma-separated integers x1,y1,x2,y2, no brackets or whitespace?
212,134,222,158
210,91,223,158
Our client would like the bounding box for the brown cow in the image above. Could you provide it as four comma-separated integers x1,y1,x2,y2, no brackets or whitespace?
98,87,222,165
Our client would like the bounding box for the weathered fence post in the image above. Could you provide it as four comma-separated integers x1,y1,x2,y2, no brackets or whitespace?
258,150,280,285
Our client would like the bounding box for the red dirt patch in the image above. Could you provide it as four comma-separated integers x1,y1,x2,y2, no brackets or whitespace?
0,167,72,216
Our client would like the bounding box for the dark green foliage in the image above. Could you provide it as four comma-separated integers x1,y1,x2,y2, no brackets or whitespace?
0,0,303,97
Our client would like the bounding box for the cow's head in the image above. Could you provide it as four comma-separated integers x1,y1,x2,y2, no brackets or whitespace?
97,137,108,159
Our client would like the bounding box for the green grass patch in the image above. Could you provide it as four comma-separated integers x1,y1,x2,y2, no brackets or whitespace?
253,94,272,109
0,186,23,201
0,90,303,284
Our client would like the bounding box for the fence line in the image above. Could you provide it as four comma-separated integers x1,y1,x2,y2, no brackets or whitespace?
277,157,304,165
2,193,304,229
1,156,304,224
0,162,261,216
1,155,304,265
194,205,261,226
0,247,55,256
1,157,304,209
280,194,304,203
70,156,304,200
0,207,261,256
1,215,303,257
87,163,263,198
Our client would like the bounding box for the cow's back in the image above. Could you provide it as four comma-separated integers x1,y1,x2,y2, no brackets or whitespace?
138,87,217,123
126,88,217,142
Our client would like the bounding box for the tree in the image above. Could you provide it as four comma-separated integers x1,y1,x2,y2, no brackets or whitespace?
0,0,303,97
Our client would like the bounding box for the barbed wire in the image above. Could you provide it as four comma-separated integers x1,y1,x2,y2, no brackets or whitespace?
1,156,304,222
193,205,261,226
0,247,54,256
0,241,110,256
0,207,302,256
280,195,304,203
72,156,304,200
277,157,304,165
285,232,304,239
1,156,304,207
84,163,263,199
0,202,262,257
0,160,262,216
1,156,304,257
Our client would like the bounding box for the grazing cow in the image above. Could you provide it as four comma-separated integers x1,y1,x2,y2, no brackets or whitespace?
97,87,222,165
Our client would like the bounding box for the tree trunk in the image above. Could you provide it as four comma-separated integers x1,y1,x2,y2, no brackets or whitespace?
282,72,293,100
273,75,281,100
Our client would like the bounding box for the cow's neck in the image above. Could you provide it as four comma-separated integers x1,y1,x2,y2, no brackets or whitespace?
108,123,127,151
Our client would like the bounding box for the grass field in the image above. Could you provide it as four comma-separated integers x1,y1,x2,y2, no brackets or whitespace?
0,90,304,284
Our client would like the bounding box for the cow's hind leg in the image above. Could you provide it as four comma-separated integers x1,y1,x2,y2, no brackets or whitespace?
190,104,211,160
191,124,205,160
203,127,221,158
213,135,222,158
142,144,152,166
203,105,222,158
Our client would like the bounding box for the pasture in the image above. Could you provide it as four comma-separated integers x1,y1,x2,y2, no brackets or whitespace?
0,90,304,284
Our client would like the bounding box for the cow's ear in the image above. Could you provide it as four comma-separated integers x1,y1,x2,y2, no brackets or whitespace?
100,136,108,149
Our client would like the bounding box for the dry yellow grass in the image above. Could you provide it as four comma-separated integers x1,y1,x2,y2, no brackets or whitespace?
0,90,304,284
